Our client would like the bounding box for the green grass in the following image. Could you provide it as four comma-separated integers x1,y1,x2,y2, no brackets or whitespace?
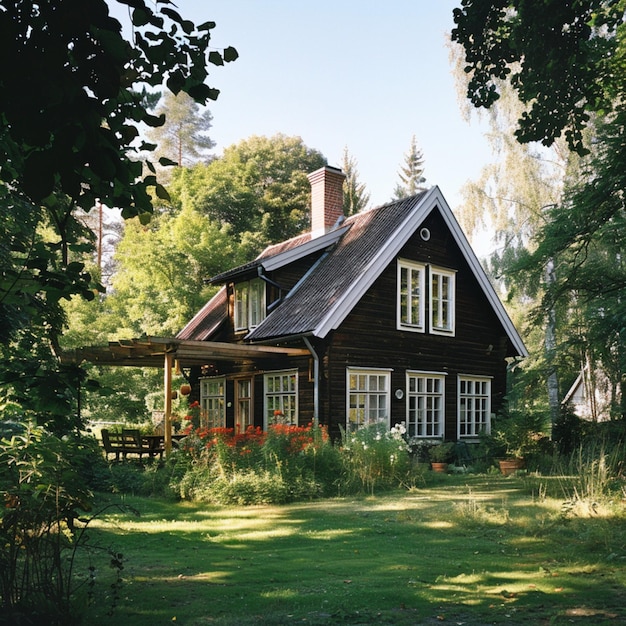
81,475,626,625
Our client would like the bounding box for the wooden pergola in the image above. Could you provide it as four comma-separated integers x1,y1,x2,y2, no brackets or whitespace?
61,336,309,453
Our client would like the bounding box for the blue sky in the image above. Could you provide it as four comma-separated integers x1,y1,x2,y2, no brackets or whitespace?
113,1,492,215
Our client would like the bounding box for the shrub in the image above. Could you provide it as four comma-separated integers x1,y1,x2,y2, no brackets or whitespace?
339,422,413,494
174,423,340,504
0,424,128,624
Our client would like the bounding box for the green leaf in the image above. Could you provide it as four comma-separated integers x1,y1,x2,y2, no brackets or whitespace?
223,46,239,63
197,21,216,31
209,51,224,66
155,184,170,201
158,157,178,167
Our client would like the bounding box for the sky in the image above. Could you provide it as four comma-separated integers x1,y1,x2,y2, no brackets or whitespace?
112,1,493,224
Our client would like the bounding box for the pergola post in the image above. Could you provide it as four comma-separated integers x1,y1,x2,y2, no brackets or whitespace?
164,353,173,455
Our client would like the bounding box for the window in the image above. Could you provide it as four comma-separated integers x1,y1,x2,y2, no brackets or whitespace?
347,368,391,431
199,377,226,429
235,378,253,433
406,371,445,438
234,278,266,331
430,267,455,335
264,370,297,429
398,260,425,331
458,376,491,439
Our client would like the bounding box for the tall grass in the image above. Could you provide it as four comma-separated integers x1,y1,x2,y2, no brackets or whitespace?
524,437,625,515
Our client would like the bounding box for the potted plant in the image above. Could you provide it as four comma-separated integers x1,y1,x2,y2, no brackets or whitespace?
428,441,455,472
491,410,546,475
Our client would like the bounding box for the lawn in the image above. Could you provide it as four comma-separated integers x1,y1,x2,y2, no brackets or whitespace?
82,475,626,625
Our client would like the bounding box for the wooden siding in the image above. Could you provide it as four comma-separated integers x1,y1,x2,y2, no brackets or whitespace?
187,208,516,440
323,210,512,439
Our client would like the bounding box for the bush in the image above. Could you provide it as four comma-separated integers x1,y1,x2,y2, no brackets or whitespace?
339,423,414,494
173,423,341,504
0,424,127,624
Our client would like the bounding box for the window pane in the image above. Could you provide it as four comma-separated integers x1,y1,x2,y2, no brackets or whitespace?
458,377,491,438
406,373,444,439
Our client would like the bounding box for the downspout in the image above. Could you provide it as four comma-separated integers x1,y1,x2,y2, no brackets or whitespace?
303,336,319,426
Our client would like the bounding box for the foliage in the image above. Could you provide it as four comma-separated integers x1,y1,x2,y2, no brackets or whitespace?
174,423,340,504
339,422,414,494
452,0,624,154
167,134,327,250
0,0,236,435
146,91,216,169
103,205,238,336
0,0,236,215
427,441,455,463
341,146,370,215
0,425,129,624
489,406,550,461
393,135,426,199
514,112,626,418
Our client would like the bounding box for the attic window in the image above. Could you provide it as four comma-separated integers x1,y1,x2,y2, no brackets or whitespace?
420,227,431,241
397,260,425,332
234,278,266,331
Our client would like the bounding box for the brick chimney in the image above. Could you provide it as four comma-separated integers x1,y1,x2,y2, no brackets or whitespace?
307,166,346,238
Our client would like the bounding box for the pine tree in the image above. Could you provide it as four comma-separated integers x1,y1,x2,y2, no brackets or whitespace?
341,147,370,215
147,91,216,168
393,135,426,199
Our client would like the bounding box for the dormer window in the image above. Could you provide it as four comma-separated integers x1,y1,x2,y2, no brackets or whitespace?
234,278,266,331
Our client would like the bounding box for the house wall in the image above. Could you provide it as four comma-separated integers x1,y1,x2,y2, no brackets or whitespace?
322,209,511,440
186,208,515,441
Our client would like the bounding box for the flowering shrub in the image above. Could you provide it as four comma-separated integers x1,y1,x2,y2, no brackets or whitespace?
173,421,422,504
174,423,339,504
182,400,202,432
339,422,413,494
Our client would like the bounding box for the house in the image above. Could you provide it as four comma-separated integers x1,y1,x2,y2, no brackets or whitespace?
562,365,618,422
176,166,527,442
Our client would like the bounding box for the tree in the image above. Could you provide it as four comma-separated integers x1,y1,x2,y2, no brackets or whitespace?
0,0,237,432
516,112,626,418
393,135,426,199
105,207,240,337
452,0,626,420
341,147,370,215
147,91,216,168
451,0,624,155
169,134,327,253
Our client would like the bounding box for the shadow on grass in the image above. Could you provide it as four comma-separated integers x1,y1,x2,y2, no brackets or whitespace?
82,475,626,625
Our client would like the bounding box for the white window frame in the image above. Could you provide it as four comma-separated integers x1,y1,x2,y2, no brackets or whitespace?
406,370,446,439
264,369,298,430
235,377,253,433
346,367,392,431
234,278,266,331
457,375,492,439
397,259,425,332
430,266,456,336
199,376,226,429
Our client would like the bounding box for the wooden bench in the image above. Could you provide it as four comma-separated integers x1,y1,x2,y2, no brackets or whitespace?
100,428,163,461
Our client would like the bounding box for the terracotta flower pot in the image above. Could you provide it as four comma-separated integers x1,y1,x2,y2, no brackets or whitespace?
431,462,448,473
179,383,191,396
498,458,525,475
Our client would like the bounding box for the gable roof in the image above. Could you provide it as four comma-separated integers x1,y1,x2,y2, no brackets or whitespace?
179,187,528,357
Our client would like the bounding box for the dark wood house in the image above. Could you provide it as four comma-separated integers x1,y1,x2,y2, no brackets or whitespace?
176,166,527,443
